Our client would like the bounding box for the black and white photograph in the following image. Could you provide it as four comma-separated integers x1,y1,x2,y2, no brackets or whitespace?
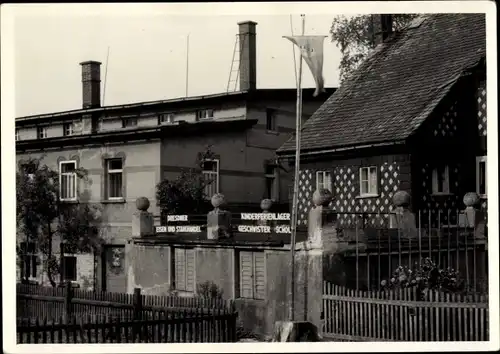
1,1,498,352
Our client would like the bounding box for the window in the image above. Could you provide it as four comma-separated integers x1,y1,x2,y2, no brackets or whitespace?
265,165,278,201
173,248,195,292
37,126,47,139
59,161,77,201
122,117,138,128
106,159,123,200
432,165,450,194
62,256,77,281
316,170,332,192
63,123,74,136
266,109,277,131
476,156,487,197
202,159,219,198
159,113,175,125
359,166,378,196
16,129,20,141
237,251,265,300
20,242,37,280
196,109,214,120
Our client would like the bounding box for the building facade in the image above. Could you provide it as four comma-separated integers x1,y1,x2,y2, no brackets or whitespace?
15,20,334,292
277,14,487,228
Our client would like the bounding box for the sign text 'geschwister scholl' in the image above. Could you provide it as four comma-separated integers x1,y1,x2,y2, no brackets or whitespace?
237,213,291,234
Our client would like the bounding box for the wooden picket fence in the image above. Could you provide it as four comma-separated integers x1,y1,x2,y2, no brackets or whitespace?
322,282,489,342
17,310,237,343
17,283,231,322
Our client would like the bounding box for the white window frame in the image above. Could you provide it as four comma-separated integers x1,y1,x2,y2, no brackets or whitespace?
159,113,175,125
359,166,378,197
476,156,487,198
63,122,74,136
431,165,450,195
237,251,266,300
59,160,78,201
266,109,277,132
20,242,38,281
202,159,220,199
106,159,124,200
16,129,20,141
316,170,332,192
265,165,279,201
173,248,196,293
37,126,47,139
196,109,214,120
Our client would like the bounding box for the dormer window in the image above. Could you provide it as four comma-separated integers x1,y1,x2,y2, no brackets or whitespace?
196,109,214,120
122,117,138,128
159,113,175,125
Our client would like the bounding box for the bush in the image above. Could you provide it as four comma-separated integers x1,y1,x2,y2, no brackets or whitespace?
381,257,465,298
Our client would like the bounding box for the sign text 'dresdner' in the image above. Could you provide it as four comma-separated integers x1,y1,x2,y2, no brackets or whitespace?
155,215,201,233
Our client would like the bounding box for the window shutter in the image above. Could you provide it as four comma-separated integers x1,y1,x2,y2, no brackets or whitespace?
186,249,196,292
370,167,378,194
444,166,450,193
175,249,186,291
432,169,438,193
253,253,266,299
239,252,253,298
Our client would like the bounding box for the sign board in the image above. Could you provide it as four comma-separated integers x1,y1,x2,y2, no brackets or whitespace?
237,212,291,234
155,215,203,234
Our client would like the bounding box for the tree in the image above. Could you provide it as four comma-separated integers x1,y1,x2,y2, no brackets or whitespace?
16,156,103,287
156,146,217,216
330,14,418,82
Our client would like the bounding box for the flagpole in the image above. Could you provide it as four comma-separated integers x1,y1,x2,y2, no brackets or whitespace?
185,33,190,97
288,13,305,322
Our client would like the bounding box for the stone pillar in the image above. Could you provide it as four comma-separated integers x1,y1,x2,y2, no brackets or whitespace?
389,190,417,239
275,189,343,341
207,193,232,240
127,197,153,294
294,189,336,331
258,199,275,238
459,192,486,238
131,197,154,238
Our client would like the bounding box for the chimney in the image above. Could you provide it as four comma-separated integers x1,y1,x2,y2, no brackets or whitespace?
373,14,393,46
80,61,102,108
237,21,257,91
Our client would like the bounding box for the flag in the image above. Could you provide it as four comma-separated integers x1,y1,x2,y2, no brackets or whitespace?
284,35,327,96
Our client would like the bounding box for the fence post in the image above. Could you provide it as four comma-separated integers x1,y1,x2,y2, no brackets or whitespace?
64,281,73,323
133,287,142,320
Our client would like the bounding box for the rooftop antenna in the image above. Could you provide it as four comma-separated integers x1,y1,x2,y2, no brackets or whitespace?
185,34,190,97
102,46,110,106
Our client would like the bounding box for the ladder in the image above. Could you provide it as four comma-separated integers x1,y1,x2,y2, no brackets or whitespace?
226,34,245,93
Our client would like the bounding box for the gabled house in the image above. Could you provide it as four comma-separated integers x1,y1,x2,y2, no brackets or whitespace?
15,20,334,292
277,14,487,228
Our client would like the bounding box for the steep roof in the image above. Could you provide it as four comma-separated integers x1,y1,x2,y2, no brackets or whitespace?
278,14,486,154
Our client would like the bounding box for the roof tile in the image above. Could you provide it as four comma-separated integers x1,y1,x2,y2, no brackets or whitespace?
278,14,486,153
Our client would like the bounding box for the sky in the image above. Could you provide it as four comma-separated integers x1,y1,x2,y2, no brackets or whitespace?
13,7,342,117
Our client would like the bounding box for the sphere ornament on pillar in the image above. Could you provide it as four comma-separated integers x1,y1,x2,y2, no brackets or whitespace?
463,192,480,208
312,189,333,207
260,198,273,212
393,190,411,208
135,197,150,211
211,193,226,209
